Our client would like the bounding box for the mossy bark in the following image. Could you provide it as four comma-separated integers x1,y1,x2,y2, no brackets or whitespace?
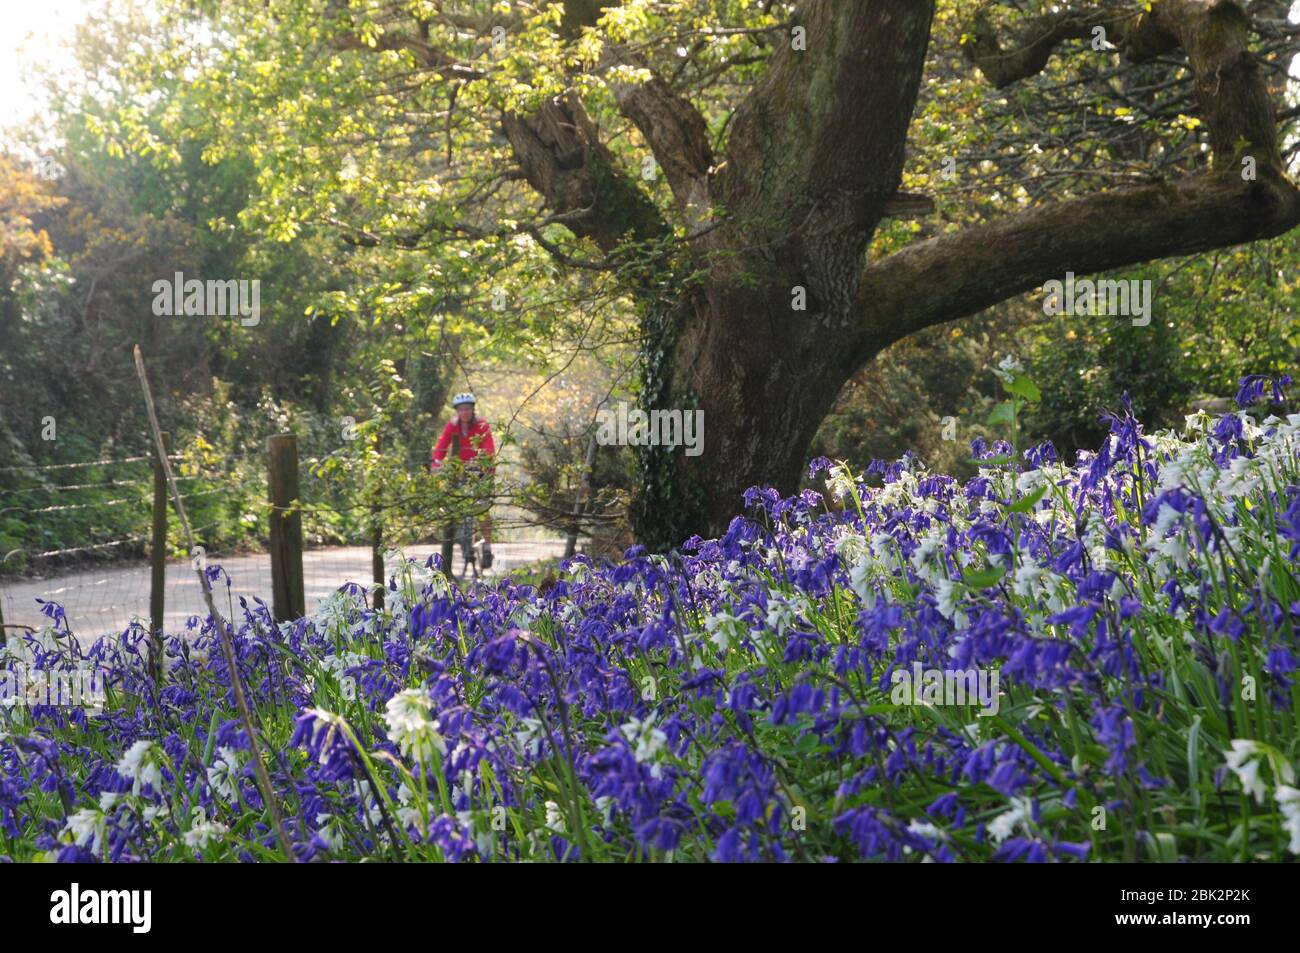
498,0,1300,549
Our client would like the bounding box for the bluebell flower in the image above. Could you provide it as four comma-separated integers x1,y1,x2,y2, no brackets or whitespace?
1235,373,1292,408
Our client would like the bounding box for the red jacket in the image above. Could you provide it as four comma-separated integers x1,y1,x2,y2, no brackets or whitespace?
431,417,495,472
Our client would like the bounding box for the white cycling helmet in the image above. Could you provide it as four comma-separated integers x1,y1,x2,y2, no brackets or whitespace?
451,392,477,407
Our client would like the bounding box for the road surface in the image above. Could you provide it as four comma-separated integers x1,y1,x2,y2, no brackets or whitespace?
0,541,569,639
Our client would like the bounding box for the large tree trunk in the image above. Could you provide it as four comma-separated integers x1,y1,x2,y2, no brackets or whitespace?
337,0,1300,549
630,3,937,548
633,0,1300,549
631,284,861,550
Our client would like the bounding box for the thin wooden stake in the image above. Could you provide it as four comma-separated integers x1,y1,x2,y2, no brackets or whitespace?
149,431,170,683
133,345,296,861
566,429,598,560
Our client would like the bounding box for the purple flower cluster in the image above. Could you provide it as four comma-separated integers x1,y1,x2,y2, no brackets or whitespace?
2,375,1299,862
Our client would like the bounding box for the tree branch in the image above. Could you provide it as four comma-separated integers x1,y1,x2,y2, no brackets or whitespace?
501,93,668,253
330,28,484,80
328,3,663,256
718,0,936,241
962,5,1152,89
604,50,714,228
862,166,1300,349
865,0,1300,349
964,1,1280,168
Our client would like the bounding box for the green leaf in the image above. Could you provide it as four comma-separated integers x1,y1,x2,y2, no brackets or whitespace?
896,581,921,601
1008,484,1048,513
1187,717,1202,817
1002,374,1042,403
1145,832,1179,863
961,565,1005,588
987,400,1020,427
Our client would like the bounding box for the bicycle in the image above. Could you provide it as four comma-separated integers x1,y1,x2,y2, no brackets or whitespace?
431,456,495,582
442,513,492,581
455,514,480,581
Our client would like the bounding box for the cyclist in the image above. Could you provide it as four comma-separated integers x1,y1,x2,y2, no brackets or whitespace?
431,392,495,573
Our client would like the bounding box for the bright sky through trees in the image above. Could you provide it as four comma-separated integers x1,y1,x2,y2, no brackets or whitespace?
1,0,92,132
2,1,1298,135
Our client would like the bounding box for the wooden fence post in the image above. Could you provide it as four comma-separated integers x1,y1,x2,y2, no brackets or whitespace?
371,513,385,610
370,434,385,609
441,518,455,578
267,434,305,622
565,430,599,559
149,431,170,681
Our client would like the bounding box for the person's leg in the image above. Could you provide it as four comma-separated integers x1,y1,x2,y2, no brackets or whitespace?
479,505,494,570
477,475,494,568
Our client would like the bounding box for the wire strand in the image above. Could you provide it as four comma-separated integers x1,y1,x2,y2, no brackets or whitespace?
0,455,168,474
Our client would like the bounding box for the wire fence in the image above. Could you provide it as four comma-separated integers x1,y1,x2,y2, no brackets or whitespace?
0,443,580,640
1,451,234,638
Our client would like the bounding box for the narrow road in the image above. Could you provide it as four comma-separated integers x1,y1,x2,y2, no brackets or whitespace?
0,541,569,639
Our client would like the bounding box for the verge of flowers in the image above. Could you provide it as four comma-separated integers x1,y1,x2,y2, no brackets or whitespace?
1,375,1298,862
